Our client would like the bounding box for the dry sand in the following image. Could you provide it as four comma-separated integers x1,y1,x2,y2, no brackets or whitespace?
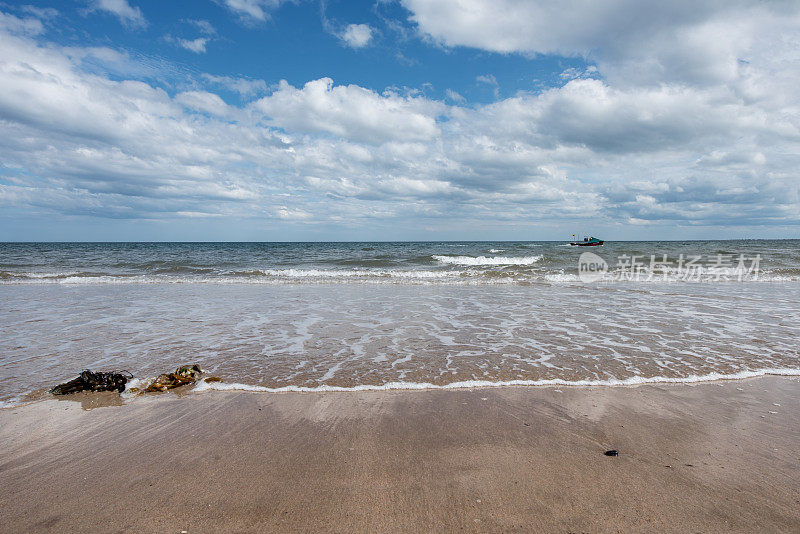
1,376,799,533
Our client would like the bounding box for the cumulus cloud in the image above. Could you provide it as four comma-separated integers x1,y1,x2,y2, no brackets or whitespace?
169,19,216,53
338,23,374,48
403,0,800,87
90,0,146,29
393,0,800,228
175,91,231,116
403,0,708,56
515,79,741,154
253,78,442,143
0,29,264,217
0,4,799,236
403,0,800,83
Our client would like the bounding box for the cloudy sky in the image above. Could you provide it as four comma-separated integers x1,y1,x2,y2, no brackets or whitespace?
1,0,799,241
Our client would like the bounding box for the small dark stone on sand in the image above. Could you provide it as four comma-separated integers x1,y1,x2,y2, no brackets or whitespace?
604,449,619,456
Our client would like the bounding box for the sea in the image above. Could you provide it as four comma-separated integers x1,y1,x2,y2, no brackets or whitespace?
1,240,799,405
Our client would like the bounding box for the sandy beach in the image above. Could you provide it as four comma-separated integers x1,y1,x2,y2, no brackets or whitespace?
1,376,798,533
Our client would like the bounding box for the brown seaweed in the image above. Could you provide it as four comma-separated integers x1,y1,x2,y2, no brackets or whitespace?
144,364,203,393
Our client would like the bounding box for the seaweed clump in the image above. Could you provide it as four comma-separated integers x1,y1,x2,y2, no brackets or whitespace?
144,364,203,393
50,370,131,395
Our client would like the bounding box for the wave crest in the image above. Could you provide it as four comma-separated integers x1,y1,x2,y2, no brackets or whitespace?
433,255,542,266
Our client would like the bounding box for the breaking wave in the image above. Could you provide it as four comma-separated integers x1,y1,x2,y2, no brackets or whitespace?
433,255,543,266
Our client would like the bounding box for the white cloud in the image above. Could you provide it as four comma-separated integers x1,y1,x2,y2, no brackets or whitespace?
0,29,264,214
221,0,289,23
560,66,598,80
178,37,209,54
20,6,59,20
410,0,684,55
202,74,268,97
475,74,497,86
339,23,374,48
495,78,741,154
0,11,44,35
90,0,147,29
175,91,230,116
186,19,216,35
253,78,441,143
276,206,311,219
445,89,465,103
0,7,799,235
403,0,800,87
476,74,499,98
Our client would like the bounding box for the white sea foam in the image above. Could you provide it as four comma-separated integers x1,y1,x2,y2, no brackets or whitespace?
3,368,796,409
0,269,465,284
543,272,580,282
27,272,83,279
1,262,799,285
121,377,150,399
433,255,542,266
257,269,454,279
192,368,800,394
0,398,21,409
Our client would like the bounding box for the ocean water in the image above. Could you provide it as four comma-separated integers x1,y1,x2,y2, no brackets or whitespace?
1,241,799,404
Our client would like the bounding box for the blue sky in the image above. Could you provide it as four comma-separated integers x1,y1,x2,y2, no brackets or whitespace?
44,0,582,105
1,0,799,241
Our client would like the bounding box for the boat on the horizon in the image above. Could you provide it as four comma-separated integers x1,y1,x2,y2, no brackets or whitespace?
570,235,604,246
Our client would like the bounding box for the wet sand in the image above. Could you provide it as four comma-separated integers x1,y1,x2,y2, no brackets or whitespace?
1,376,798,533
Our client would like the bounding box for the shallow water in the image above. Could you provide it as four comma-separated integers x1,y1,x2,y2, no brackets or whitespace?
1,241,800,405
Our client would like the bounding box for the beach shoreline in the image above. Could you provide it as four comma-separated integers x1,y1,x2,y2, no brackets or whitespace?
1,376,798,532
